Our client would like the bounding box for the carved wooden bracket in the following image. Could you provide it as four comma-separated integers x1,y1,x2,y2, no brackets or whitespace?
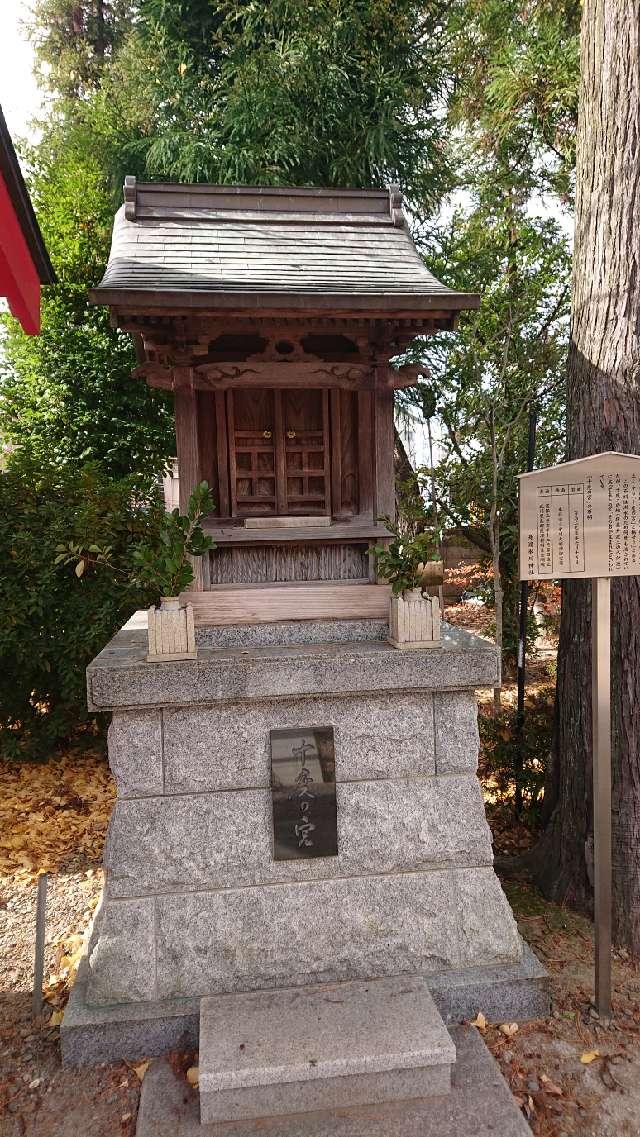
134,360,422,391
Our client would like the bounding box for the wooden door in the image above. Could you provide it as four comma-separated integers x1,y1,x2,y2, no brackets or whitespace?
228,389,277,516
281,389,330,515
228,389,330,518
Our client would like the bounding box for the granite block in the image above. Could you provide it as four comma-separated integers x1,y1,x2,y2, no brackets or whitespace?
457,869,523,966
196,619,389,649
61,958,199,1066
86,898,156,1005
135,1026,533,1137
61,943,549,1067
153,869,522,1001
107,710,164,798
87,623,499,711
434,691,480,774
200,977,454,1122
155,872,460,999
204,1066,452,1123
430,942,551,1025
162,691,435,793
104,775,492,897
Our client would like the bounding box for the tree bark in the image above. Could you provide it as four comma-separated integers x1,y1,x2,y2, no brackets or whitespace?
393,426,418,486
489,407,503,709
533,0,640,955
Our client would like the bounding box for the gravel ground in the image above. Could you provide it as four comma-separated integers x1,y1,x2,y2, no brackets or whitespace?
1,754,639,1137
0,864,140,1137
0,751,142,1137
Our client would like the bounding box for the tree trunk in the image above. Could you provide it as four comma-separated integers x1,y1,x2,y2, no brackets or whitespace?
489,408,503,709
393,426,428,525
394,426,418,486
95,0,106,58
533,0,640,955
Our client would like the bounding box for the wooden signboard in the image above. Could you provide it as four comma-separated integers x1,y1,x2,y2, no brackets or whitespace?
519,452,640,582
519,452,640,1018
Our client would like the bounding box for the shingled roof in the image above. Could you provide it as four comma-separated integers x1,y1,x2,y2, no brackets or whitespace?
91,179,479,318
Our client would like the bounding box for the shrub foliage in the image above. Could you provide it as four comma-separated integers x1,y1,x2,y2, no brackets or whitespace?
479,685,555,822
0,454,164,759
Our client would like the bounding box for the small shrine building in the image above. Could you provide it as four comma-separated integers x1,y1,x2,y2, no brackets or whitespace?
91,179,478,623
64,180,548,1079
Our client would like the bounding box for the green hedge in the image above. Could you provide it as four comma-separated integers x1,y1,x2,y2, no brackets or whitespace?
0,454,164,759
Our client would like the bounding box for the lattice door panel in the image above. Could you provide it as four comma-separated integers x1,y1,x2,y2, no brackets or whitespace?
282,390,330,515
228,390,277,515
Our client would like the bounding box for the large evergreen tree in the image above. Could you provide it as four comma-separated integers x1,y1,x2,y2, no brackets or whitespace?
0,0,174,476
533,0,640,956
400,0,578,672
104,0,453,202
2,0,456,472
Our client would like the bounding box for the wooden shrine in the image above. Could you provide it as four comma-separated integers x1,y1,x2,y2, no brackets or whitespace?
92,180,479,624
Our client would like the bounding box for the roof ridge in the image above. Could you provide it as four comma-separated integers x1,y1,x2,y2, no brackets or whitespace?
123,177,406,228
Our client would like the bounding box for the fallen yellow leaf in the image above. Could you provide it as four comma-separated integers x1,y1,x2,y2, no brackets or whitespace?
186,1065,199,1088
581,1050,600,1064
132,1059,150,1081
49,1009,64,1027
469,1011,487,1031
540,1073,563,1095
499,1022,519,1038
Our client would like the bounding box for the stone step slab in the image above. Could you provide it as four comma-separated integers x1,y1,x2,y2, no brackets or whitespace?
135,1026,532,1137
198,976,456,1124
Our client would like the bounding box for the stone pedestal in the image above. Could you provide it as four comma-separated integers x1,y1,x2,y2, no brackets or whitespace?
62,614,549,1065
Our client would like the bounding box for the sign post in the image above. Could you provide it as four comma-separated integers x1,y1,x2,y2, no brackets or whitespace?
519,451,640,1018
592,576,612,1017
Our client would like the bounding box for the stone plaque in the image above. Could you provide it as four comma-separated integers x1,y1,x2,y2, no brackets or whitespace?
270,727,338,860
518,452,640,581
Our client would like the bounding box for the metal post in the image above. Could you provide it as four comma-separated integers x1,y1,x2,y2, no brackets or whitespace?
33,872,48,1019
592,577,612,1018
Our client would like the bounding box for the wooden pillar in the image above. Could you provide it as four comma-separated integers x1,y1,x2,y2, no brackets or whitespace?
357,390,374,520
214,391,230,518
374,384,395,522
174,376,200,513
174,374,204,591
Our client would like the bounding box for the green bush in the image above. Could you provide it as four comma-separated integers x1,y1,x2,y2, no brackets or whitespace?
479,684,555,823
0,453,164,759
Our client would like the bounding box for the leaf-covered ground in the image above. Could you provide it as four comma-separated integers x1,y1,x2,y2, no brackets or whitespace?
0,752,140,1137
0,747,639,1136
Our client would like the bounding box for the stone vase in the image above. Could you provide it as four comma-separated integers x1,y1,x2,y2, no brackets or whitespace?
146,596,196,663
389,587,441,650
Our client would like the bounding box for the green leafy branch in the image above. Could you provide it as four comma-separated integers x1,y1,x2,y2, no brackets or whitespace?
56,481,215,601
375,517,442,597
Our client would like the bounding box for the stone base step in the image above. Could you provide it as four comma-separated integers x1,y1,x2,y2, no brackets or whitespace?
199,976,456,1125
135,1025,533,1137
